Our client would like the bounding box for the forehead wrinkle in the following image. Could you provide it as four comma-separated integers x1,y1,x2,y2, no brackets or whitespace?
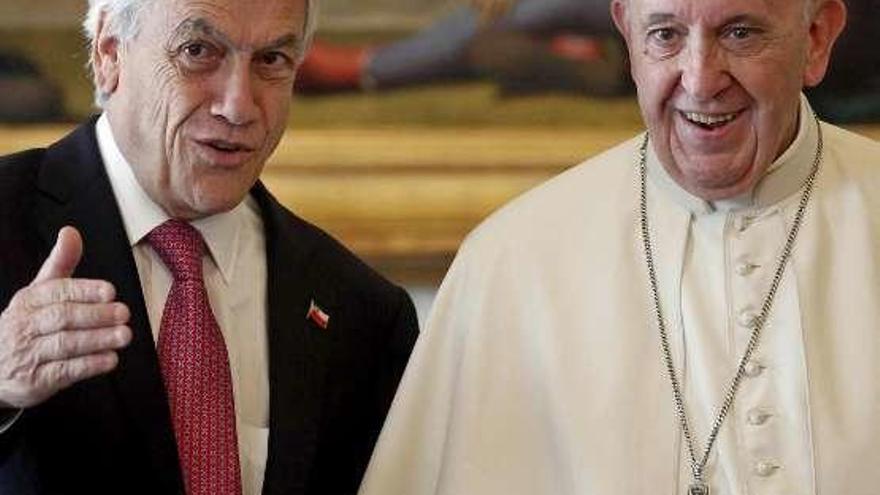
261,33,307,59
722,14,773,30
640,6,774,28
171,17,303,54
170,18,233,47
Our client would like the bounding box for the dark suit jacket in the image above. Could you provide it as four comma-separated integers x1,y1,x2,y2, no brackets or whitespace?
0,118,419,495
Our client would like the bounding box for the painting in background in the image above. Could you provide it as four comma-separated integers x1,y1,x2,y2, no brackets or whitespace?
0,0,645,127
0,0,878,125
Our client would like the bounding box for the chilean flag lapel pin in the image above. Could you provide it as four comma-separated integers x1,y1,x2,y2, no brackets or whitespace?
306,299,330,329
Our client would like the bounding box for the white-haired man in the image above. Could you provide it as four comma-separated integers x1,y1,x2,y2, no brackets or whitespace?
0,1,418,494
359,0,880,494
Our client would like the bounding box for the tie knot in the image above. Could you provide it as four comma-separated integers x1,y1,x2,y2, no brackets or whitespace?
146,220,206,281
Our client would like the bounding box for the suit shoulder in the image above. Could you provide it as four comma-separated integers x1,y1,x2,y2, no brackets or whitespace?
0,147,45,167
268,200,407,301
310,220,396,290
0,148,44,188
0,147,44,220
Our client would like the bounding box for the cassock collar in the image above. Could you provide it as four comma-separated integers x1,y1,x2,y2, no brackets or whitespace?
646,94,820,214
95,113,250,285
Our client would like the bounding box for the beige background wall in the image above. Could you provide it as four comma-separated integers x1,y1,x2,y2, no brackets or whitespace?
0,1,85,28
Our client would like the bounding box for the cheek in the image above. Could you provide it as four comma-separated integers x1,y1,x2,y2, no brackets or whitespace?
266,88,292,125
132,56,177,110
735,67,799,130
260,88,292,144
633,60,675,104
164,84,214,159
635,77,675,134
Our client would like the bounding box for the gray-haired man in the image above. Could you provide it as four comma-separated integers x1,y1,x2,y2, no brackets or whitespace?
0,1,418,494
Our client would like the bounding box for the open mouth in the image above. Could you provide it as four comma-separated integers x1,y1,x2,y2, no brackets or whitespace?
200,139,254,153
680,110,741,130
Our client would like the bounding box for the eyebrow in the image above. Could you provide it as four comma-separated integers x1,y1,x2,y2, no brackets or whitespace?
644,13,676,25
261,34,303,53
171,18,305,54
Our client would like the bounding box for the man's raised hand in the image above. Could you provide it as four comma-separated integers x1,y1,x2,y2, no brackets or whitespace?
0,226,132,409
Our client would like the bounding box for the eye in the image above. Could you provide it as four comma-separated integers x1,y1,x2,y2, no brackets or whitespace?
184,43,205,57
649,27,678,44
644,25,684,58
176,40,222,71
182,41,212,59
255,50,296,80
720,25,765,54
258,51,288,67
728,26,753,40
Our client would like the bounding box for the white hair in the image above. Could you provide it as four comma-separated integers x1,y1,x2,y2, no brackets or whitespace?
83,0,319,107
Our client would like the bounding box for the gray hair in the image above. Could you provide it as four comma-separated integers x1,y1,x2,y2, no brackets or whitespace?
83,0,319,107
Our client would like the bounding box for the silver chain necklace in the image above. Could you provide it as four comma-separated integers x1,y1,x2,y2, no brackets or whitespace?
637,116,823,495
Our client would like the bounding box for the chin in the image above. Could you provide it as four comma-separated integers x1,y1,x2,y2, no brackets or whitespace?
181,191,245,218
692,171,761,200
202,197,245,215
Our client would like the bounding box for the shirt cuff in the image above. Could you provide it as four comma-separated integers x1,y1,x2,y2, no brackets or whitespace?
0,408,24,434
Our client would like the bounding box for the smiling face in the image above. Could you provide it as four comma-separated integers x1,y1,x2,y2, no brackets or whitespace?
611,0,845,200
94,0,308,219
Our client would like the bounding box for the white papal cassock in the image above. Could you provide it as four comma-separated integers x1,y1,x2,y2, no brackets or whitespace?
359,96,880,495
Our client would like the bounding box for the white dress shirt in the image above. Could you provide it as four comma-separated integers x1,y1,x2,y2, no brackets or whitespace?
97,114,270,495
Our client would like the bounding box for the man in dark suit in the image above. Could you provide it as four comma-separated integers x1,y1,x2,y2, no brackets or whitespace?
0,0,418,494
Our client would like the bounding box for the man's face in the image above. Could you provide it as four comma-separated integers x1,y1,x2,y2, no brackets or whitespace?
612,0,840,200
101,0,307,219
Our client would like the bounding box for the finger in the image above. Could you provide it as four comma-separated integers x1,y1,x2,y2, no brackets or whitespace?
15,278,116,309
33,326,132,363
32,226,83,285
36,351,120,394
28,302,130,336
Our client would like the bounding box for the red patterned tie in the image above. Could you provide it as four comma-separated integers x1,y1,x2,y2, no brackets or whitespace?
147,220,242,495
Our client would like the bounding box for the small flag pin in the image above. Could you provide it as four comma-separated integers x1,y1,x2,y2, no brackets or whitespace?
306,299,330,329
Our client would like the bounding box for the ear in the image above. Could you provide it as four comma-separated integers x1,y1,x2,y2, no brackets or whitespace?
802,0,847,87
92,10,122,99
610,0,632,41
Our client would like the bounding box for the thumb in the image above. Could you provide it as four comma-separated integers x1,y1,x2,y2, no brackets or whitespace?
32,226,84,284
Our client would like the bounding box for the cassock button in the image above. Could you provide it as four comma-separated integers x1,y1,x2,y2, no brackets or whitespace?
737,309,759,328
744,360,765,377
736,215,755,233
735,261,759,276
754,460,780,477
747,409,772,426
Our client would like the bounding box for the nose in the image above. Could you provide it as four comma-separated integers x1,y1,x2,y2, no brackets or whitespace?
679,38,731,101
211,58,260,126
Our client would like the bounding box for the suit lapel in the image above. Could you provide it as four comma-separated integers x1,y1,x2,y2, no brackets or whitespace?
255,183,339,494
34,119,183,493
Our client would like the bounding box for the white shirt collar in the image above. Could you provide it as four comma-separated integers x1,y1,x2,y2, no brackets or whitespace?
647,94,821,214
95,113,252,284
